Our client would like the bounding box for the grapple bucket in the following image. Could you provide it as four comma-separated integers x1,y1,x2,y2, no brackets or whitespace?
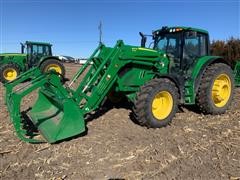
29,90,85,143
5,69,86,143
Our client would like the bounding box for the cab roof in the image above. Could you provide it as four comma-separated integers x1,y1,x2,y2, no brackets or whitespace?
153,26,209,35
25,41,52,46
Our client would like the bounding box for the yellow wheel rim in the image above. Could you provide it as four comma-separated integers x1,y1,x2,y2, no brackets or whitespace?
3,68,17,81
45,64,62,74
152,91,173,120
212,74,231,107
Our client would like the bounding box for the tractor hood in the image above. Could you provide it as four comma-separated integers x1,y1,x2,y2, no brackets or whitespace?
119,45,167,61
0,53,27,57
0,53,27,65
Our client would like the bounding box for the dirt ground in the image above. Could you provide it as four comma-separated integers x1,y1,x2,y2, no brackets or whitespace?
0,63,240,180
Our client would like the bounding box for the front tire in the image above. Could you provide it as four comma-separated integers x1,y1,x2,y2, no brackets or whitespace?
40,59,65,77
0,63,20,83
133,78,179,128
196,63,234,114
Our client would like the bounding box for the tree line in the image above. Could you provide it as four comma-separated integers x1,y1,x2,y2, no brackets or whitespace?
210,37,240,64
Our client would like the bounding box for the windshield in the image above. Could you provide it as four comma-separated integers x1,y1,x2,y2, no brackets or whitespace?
154,33,181,56
27,44,51,56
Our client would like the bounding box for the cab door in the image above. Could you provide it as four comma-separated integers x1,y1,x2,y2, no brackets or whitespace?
156,33,183,74
27,44,51,67
182,31,209,71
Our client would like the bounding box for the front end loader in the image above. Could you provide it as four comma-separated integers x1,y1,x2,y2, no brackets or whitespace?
4,26,240,143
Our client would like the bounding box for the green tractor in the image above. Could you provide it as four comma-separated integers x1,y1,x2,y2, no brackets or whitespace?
4,26,240,143
0,41,65,83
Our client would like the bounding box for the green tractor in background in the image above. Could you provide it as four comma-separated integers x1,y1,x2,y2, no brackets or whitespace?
0,41,65,83
4,26,240,143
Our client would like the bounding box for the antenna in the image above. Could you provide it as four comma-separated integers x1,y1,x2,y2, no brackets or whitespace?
98,21,103,44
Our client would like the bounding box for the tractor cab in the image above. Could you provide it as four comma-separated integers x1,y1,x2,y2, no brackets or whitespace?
21,41,53,67
140,26,209,74
152,26,210,73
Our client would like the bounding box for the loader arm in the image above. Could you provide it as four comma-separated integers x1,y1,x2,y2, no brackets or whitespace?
71,40,129,113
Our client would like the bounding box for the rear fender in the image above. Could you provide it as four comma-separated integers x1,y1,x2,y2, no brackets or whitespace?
38,56,61,67
234,60,240,87
185,56,231,104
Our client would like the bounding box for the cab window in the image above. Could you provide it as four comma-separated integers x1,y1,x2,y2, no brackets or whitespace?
32,45,38,54
43,46,51,56
38,46,44,54
155,33,181,58
183,32,208,59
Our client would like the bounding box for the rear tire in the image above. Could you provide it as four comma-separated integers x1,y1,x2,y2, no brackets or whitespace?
196,63,234,114
40,59,65,77
133,78,179,128
0,63,20,83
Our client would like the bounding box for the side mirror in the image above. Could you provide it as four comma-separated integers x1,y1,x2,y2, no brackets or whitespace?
139,32,147,47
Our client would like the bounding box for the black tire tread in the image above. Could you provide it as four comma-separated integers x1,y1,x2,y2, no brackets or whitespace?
0,63,20,83
196,63,234,114
40,59,65,77
133,78,179,128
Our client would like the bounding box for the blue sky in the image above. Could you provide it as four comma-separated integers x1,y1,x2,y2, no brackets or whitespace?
0,0,239,58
